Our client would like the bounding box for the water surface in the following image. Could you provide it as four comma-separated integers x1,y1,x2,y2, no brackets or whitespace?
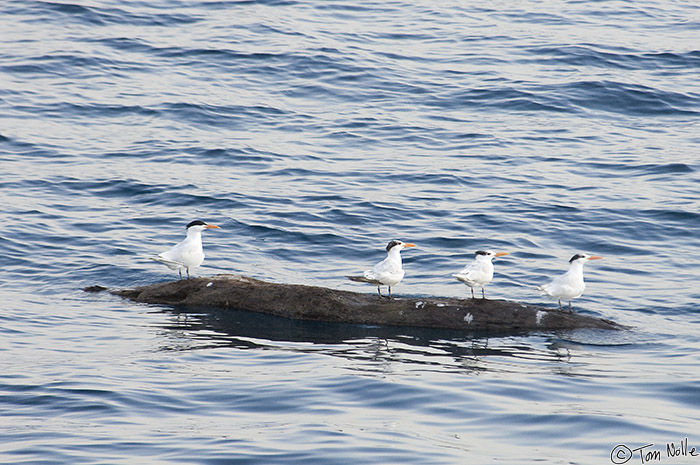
1,0,699,463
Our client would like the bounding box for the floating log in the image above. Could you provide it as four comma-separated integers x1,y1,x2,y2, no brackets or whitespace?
103,274,625,333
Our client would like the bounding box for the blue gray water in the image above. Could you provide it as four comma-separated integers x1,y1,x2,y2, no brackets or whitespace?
2,1,699,463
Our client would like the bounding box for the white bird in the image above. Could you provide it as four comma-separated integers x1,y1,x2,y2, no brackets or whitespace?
537,253,602,311
347,240,417,298
151,220,221,279
453,250,509,299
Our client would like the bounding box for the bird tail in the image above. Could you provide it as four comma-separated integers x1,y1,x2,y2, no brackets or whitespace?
151,256,185,270
535,284,549,295
346,275,382,285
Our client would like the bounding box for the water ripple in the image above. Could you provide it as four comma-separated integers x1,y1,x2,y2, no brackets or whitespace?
2,0,700,463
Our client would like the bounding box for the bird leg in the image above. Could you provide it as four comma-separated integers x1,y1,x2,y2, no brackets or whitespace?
377,286,382,298
558,300,563,310
481,287,486,299
186,268,191,280
388,286,393,299
470,287,475,299
178,269,183,280
568,301,573,313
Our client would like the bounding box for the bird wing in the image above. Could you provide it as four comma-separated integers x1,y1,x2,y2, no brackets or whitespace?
453,272,474,284
537,273,564,295
347,256,392,285
157,239,188,262
367,255,406,284
538,273,584,299
453,262,485,285
151,237,192,270
370,256,391,274
454,262,475,276
363,257,387,281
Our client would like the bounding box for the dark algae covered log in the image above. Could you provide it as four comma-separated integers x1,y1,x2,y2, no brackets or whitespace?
107,274,625,333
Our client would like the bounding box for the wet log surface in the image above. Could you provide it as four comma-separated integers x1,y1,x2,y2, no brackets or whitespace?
105,274,625,333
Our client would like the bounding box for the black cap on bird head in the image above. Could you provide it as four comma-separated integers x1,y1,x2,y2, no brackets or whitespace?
475,250,489,256
569,253,586,263
386,240,403,251
186,220,208,229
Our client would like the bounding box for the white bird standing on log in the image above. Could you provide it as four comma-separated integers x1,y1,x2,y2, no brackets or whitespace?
347,240,417,298
151,220,221,279
537,253,602,311
453,250,509,299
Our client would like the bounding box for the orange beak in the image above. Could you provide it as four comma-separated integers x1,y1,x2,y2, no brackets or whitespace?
206,224,221,229
403,243,417,248
495,252,509,257
588,255,602,260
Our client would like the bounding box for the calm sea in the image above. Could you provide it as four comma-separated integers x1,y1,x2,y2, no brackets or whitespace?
1,1,699,464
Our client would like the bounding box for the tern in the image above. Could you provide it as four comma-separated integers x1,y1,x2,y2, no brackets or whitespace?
537,253,602,311
453,250,509,299
151,220,221,279
347,240,417,298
